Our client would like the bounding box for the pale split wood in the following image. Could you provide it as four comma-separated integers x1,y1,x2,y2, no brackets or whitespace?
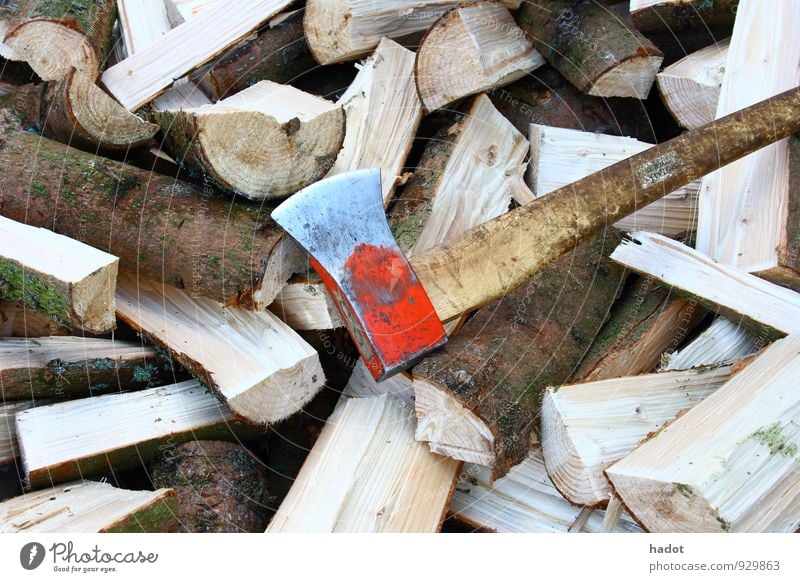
341,359,414,404
270,275,344,331
657,38,729,130
610,232,800,337
267,394,460,532
4,21,97,81
448,448,642,533
0,216,118,334
0,480,177,533
0,401,34,465
661,317,760,371
696,0,800,275
540,365,732,507
528,124,699,236
607,334,800,532
15,380,242,488
415,2,544,112
327,37,422,205
115,273,325,425
102,0,293,110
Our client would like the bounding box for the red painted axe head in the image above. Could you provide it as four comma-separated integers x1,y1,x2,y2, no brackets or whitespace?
272,169,447,380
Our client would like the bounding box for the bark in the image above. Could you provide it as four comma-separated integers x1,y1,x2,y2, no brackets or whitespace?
150,440,271,533
630,0,738,34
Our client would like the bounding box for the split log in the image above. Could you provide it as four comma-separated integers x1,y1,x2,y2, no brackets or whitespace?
267,394,460,532
102,0,293,110
415,2,544,112
327,37,422,205
342,359,414,404
203,10,316,101
0,116,303,308
150,440,271,533
155,80,344,199
270,275,344,331
390,94,526,256
15,379,251,489
2,0,116,81
541,365,732,507
449,448,641,533
169,0,219,22
413,230,626,481
696,0,800,289
0,401,34,465
0,337,172,400
573,277,705,382
607,334,800,532
115,274,325,425
0,215,118,333
629,0,738,34
611,232,800,338
657,39,729,130
528,124,700,236
661,317,759,372
0,301,71,337
0,480,177,533
517,1,663,99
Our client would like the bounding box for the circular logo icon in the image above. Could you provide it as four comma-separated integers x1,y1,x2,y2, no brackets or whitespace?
20,542,46,570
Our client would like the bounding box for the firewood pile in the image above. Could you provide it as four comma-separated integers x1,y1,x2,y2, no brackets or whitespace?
0,0,798,534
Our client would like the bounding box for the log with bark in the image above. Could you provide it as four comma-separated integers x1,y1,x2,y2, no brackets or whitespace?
656,39,729,130
541,365,732,507
115,273,325,425
527,124,700,236
2,0,116,81
0,301,70,337
0,337,173,400
150,440,271,533
696,0,800,290
0,111,304,308
415,2,544,112
607,334,800,532
629,0,738,34
611,232,800,338
267,394,460,532
0,480,177,533
517,0,663,99
0,216,118,333
15,380,253,489
413,230,626,481
154,80,344,199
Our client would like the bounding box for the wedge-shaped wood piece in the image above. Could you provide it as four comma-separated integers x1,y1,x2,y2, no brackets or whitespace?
342,359,414,404
607,335,800,532
573,278,705,382
629,0,738,33
270,275,344,331
657,39,729,130
0,480,177,532
102,0,293,110
450,449,642,533
3,0,116,81
413,231,625,481
1,401,34,465
16,380,248,488
528,125,700,236
611,232,800,337
327,37,422,205
0,216,118,333
155,81,344,199
116,274,325,425
517,1,663,99
0,337,171,400
267,395,459,532
661,317,760,371
0,125,302,308
415,2,544,112
42,68,158,151
696,0,800,288
542,366,731,507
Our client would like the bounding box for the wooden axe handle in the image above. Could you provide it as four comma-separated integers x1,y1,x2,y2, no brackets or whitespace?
411,86,800,322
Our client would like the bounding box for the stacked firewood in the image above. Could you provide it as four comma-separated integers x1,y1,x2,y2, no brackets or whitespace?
0,0,798,534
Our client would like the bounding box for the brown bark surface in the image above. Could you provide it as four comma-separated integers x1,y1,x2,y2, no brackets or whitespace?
630,0,738,34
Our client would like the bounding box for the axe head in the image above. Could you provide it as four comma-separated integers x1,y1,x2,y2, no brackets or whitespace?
272,169,447,380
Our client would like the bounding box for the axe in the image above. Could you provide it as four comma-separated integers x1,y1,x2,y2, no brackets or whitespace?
273,86,800,380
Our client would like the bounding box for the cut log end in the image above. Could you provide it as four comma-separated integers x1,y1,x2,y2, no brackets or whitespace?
5,21,98,81
587,55,664,99
303,0,355,65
